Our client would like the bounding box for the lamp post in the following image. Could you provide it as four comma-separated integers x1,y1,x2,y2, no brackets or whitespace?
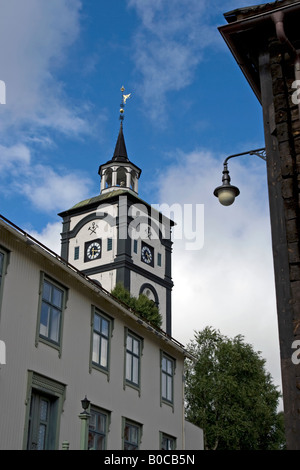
213,148,266,206
79,395,90,450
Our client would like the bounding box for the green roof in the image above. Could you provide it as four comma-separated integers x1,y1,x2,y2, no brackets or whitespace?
70,189,128,210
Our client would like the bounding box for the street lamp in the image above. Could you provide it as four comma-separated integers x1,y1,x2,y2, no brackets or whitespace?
81,395,90,414
213,148,266,206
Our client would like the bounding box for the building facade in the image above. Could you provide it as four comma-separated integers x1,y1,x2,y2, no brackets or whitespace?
0,113,203,450
219,0,300,449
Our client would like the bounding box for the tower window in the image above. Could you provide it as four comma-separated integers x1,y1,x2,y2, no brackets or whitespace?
157,253,162,266
107,238,112,251
74,246,80,260
133,239,138,254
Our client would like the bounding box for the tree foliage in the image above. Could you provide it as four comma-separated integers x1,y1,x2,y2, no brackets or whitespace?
185,327,285,450
111,283,162,329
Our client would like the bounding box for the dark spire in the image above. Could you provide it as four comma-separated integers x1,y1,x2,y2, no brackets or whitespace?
112,121,129,162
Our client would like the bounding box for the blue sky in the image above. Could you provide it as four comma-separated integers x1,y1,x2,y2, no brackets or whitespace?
0,1,282,401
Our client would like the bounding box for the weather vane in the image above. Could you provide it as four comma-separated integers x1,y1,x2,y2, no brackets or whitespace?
119,85,131,121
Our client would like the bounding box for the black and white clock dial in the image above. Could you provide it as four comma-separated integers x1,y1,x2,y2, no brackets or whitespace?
85,239,102,262
141,243,154,266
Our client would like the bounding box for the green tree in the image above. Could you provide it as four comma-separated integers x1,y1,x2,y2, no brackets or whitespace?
185,327,285,450
111,283,162,329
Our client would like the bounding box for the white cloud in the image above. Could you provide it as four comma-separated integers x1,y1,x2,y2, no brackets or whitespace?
18,164,92,213
0,0,88,136
127,0,223,124
0,141,92,213
158,149,282,396
29,221,62,255
0,143,31,170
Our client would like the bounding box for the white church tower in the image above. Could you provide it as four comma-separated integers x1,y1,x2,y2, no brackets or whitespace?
58,88,174,335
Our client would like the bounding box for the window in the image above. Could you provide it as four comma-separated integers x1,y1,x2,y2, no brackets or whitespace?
125,331,142,389
161,353,175,405
88,407,110,450
24,372,65,450
27,393,52,450
123,419,142,450
36,274,67,354
0,251,4,288
39,279,64,345
107,238,112,251
157,253,162,267
0,247,9,314
133,239,138,254
91,309,112,373
160,432,176,450
74,246,80,260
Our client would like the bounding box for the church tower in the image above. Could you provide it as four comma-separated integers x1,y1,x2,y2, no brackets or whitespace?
58,88,174,335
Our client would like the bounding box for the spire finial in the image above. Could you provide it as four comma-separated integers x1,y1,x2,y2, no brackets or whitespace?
119,85,131,122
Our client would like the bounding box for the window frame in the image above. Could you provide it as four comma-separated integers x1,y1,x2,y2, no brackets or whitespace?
122,417,143,450
160,351,176,408
0,245,10,317
88,406,111,450
124,329,143,395
90,306,114,380
35,272,68,357
23,371,65,450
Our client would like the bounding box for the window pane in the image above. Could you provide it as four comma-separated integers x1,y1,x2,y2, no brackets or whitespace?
97,413,106,433
100,338,108,368
162,373,167,398
40,303,50,337
101,318,109,337
162,357,167,371
94,314,100,333
89,414,96,431
92,333,100,364
40,399,48,421
167,376,173,401
167,359,173,375
96,435,105,450
133,338,139,356
132,356,139,384
38,424,46,450
42,281,52,302
50,308,60,343
52,287,63,308
126,352,132,381
127,335,132,351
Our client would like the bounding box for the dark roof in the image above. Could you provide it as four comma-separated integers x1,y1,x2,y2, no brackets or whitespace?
219,0,300,102
112,121,128,162
98,120,141,175
224,0,297,23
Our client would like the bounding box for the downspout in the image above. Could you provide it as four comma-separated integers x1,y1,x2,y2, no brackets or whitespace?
272,11,300,118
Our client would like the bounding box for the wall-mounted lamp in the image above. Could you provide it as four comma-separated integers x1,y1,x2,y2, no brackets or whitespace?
213,148,266,206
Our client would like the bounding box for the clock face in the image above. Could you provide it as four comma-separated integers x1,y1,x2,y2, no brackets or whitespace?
85,239,102,262
141,242,154,266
